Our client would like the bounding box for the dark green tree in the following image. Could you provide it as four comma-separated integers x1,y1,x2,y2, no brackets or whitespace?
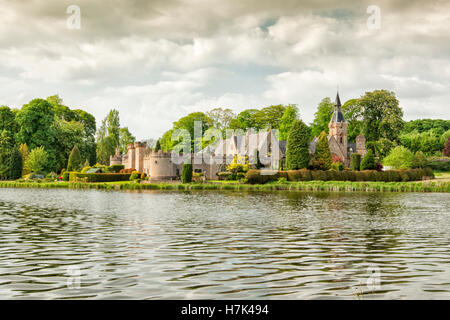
67,146,83,171
360,90,404,143
360,149,377,170
412,151,428,169
314,131,332,170
155,139,161,151
286,119,310,170
279,105,299,141
350,153,361,171
181,162,193,183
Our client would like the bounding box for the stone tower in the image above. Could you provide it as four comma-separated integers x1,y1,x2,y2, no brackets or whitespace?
328,91,348,159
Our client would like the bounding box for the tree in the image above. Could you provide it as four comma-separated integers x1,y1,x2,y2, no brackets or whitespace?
9,148,22,180
360,149,377,170
360,90,404,143
286,119,310,170
279,105,299,141
443,138,450,157
383,146,414,169
155,139,161,151
25,146,49,173
96,109,121,164
83,158,90,168
310,98,333,138
0,130,16,179
257,105,287,129
412,151,428,169
67,146,83,171
19,144,30,176
0,106,18,134
350,153,361,171
314,131,332,170
15,99,56,170
173,112,213,151
341,98,363,142
181,162,193,183
119,127,136,154
230,109,262,131
53,118,85,172
206,108,236,131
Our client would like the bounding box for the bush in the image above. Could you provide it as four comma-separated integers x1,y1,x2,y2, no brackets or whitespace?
25,146,48,173
218,172,234,180
426,157,450,171
81,166,92,173
62,171,71,181
245,169,430,184
69,172,132,182
412,151,428,169
376,162,384,172
350,154,361,171
383,146,414,169
181,163,193,183
67,146,83,171
314,131,332,170
129,171,140,181
109,164,125,173
331,161,344,171
361,150,377,170
120,168,136,174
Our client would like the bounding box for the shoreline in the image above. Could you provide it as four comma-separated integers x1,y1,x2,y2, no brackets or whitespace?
0,180,449,193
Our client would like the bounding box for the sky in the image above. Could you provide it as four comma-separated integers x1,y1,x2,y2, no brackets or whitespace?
0,0,449,140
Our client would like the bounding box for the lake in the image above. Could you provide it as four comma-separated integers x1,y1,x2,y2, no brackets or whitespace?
0,188,449,299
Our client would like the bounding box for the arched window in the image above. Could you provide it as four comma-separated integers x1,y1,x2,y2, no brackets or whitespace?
340,134,344,144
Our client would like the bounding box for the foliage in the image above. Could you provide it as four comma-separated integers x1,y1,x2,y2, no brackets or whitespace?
129,171,140,181
206,108,236,131
155,139,161,151
444,138,450,157
286,119,310,170
119,127,135,154
350,153,361,171
399,129,445,156
0,106,18,134
181,162,193,183
331,161,344,171
278,105,299,141
412,151,428,169
360,90,404,143
25,147,49,173
310,98,333,138
19,144,30,176
402,119,450,136
69,172,132,182
0,130,22,180
96,109,121,164
314,131,332,170
81,166,92,173
360,149,377,170
67,146,83,171
226,155,250,174
341,98,363,142
383,146,414,169
109,164,125,173
426,157,450,171
15,99,56,170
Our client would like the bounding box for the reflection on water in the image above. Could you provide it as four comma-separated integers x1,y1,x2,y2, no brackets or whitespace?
0,188,449,299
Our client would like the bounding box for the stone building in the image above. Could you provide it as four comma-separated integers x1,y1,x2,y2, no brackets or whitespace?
309,92,367,166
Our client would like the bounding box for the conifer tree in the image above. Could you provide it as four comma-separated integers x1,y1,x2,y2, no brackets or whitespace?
314,131,332,170
67,146,83,171
360,149,376,170
286,119,310,170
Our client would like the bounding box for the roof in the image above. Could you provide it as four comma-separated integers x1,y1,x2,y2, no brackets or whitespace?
330,91,346,123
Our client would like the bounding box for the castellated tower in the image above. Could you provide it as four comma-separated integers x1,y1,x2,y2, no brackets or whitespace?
328,92,348,160
127,143,136,169
134,141,147,173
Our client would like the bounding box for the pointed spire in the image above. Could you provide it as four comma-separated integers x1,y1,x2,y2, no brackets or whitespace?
335,91,342,108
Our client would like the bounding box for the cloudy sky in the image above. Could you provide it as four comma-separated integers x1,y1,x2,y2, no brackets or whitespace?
0,0,449,140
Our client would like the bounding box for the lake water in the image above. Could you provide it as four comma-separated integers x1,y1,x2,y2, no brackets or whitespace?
0,188,449,299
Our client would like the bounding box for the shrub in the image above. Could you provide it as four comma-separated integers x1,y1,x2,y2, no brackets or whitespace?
426,158,450,171
218,172,234,180
69,173,132,182
361,150,377,170
383,146,414,169
129,172,140,181
350,153,361,171
412,151,428,169
181,162,193,183
376,162,384,172
62,171,71,181
109,164,125,173
331,161,344,171
120,168,136,174
67,146,83,171
286,119,310,170
314,131,332,170
81,166,92,173
25,147,48,173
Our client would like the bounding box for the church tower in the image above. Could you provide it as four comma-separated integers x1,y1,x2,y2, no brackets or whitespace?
328,91,348,160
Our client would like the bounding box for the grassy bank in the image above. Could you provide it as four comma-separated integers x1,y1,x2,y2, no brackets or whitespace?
0,179,449,193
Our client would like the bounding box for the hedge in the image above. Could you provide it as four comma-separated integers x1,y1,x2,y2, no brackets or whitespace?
69,172,132,182
245,168,434,184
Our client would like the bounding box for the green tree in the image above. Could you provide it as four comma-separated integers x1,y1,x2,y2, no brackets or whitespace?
53,119,85,171
173,112,213,151
25,146,49,173
181,162,193,183
350,153,361,171
0,130,16,179
279,105,299,141
383,146,414,169
360,90,404,143
229,109,262,131
119,127,136,154
155,139,161,151
67,146,83,171
360,149,377,170
257,105,287,129
412,151,428,169
443,138,450,157
286,119,310,170
310,98,333,138
206,107,236,131
0,106,18,134
15,99,56,170
314,131,332,170
9,147,22,179
341,98,363,142
96,109,121,164
19,143,30,176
